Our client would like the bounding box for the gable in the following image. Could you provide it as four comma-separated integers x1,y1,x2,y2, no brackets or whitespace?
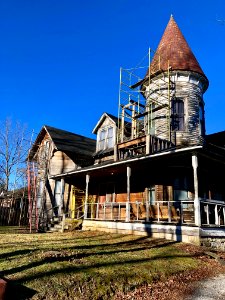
28,125,96,161
92,113,118,134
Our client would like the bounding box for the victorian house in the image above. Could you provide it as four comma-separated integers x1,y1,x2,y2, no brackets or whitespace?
29,16,225,247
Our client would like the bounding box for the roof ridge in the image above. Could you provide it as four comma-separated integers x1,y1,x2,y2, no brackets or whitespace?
44,125,95,141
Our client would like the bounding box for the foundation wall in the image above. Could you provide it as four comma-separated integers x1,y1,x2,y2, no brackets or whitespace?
200,228,225,251
82,220,200,245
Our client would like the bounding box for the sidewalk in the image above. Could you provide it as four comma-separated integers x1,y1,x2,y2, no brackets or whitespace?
186,274,225,300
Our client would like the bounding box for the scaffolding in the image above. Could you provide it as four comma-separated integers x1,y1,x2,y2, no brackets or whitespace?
118,48,175,152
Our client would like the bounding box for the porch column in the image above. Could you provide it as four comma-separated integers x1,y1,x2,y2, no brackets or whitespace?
84,174,90,219
126,165,131,222
192,153,200,226
146,134,150,155
59,178,65,216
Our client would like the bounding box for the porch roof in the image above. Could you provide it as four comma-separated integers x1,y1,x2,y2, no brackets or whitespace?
50,145,204,180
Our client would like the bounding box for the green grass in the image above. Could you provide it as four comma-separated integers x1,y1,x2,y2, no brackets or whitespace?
0,228,200,300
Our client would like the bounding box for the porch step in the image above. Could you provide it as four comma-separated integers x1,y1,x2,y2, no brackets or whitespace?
46,218,82,233
47,222,69,233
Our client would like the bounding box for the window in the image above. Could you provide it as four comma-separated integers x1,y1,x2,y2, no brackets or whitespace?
99,129,106,150
107,127,114,148
148,185,155,205
174,177,188,207
99,182,115,203
199,104,205,135
171,99,184,131
37,180,44,208
98,126,114,150
54,180,61,206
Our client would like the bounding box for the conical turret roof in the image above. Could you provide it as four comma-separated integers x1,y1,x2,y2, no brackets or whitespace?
147,16,208,81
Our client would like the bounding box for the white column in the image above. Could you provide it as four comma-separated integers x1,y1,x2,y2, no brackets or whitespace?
126,166,131,222
192,153,200,226
114,144,118,161
145,188,150,222
84,174,90,219
146,134,150,155
215,205,219,225
59,178,65,216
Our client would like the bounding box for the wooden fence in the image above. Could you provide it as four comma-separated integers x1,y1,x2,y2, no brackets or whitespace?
0,197,29,226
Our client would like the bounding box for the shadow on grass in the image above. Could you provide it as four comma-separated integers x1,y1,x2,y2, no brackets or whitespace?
2,241,200,286
0,249,37,260
14,251,199,285
3,240,177,277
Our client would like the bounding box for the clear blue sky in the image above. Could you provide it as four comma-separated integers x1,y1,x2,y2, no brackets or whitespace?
0,0,225,140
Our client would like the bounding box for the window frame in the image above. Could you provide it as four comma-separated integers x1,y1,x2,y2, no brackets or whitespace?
199,103,205,136
171,98,185,131
98,126,114,151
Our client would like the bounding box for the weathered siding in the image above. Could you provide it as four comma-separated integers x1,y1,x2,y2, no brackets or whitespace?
143,71,206,146
49,151,77,175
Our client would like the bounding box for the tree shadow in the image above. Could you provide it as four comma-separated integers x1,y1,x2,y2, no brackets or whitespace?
0,249,37,260
2,238,201,284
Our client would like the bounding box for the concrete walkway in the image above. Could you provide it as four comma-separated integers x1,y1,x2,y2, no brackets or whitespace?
187,274,225,300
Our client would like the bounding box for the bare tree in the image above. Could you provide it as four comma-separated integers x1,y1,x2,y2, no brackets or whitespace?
0,118,29,191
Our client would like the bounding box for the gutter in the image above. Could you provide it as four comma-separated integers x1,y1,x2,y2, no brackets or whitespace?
50,145,203,179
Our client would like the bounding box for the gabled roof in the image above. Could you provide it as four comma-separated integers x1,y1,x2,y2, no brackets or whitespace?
28,125,96,160
92,112,118,134
146,16,208,85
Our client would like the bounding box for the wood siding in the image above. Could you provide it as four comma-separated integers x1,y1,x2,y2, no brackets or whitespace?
143,71,206,147
50,151,77,175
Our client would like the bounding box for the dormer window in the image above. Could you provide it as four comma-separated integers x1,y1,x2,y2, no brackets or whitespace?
98,126,114,151
171,98,184,131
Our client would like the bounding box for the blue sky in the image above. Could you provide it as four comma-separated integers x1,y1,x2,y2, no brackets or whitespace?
0,0,225,141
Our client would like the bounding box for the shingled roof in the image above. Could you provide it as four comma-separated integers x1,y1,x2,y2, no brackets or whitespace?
146,16,208,83
28,125,96,160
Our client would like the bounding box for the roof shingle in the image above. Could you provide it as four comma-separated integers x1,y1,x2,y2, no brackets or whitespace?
146,16,208,84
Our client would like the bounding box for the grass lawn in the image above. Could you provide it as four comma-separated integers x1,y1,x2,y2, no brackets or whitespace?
0,228,202,300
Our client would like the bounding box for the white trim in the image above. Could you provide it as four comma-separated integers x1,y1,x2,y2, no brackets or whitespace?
92,113,116,134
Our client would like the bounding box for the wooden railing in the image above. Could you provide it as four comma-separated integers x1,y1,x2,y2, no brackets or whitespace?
201,199,225,226
85,201,195,225
117,134,175,160
149,135,175,154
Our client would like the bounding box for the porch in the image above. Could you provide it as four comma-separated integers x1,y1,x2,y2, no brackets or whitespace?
52,145,225,245
81,199,225,246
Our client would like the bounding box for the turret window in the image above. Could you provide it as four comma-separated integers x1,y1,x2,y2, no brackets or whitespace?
171,99,184,131
199,104,205,136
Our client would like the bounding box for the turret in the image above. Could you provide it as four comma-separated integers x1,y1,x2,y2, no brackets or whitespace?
141,16,209,146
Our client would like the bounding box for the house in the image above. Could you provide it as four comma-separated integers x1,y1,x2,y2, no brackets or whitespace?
29,16,225,248
27,125,96,227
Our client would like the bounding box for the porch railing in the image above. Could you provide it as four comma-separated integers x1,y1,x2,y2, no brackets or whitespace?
201,199,225,227
117,134,175,160
85,201,195,225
